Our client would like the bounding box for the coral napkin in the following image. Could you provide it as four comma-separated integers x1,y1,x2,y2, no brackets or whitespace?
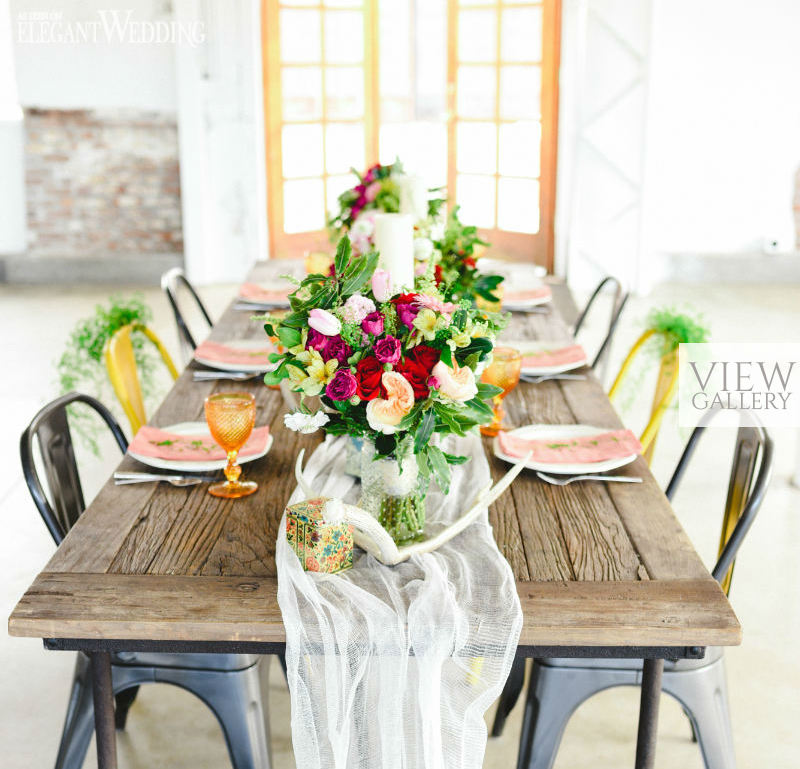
505,285,552,303
497,428,641,464
239,283,291,304
521,344,587,369
193,340,275,367
129,425,271,461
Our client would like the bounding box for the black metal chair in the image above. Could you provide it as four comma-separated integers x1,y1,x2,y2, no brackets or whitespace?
161,267,213,360
20,392,274,769
572,276,629,372
511,410,772,769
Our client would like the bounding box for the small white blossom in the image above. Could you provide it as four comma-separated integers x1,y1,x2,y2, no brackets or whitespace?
283,410,330,434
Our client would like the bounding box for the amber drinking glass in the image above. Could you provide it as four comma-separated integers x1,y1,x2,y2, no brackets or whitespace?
479,347,522,437
204,392,258,498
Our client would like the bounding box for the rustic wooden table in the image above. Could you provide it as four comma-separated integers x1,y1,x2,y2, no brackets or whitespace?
9,262,740,769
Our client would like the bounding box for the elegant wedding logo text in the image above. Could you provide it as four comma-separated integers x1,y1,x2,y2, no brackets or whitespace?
678,343,800,427
16,9,206,47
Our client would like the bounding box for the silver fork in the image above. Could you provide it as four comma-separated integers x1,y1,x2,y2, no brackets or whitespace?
521,373,587,384
536,471,642,485
193,371,264,382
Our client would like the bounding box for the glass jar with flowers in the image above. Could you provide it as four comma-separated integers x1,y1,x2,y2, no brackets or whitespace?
262,236,509,545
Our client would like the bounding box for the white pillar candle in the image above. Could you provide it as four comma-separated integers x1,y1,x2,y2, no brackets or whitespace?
399,175,429,222
373,213,415,292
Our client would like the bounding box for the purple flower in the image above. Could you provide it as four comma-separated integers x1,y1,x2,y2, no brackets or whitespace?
361,310,384,336
374,335,402,365
323,335,352,365
397,303,420,330
325,369,358,401
307,328,328,353
427,374,441,391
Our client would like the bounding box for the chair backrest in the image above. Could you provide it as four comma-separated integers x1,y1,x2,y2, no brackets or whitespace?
608,328,678,465
20,392,128,545
105,323,179,434
161,267,213,354
573,276,630,371
665,411,773,595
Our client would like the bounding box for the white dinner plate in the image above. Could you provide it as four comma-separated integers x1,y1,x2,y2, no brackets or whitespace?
505,339,588,375
493,423,638,475
503,290,552,311
194,339,278,373
128,421,273,472
478,259,547,281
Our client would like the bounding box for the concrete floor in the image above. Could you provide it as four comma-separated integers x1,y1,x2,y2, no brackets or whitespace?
1,278,799,768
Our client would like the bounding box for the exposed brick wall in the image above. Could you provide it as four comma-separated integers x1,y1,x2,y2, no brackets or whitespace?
24,108,183,257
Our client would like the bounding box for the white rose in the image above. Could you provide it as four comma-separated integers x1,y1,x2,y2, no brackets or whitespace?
413,237,434,262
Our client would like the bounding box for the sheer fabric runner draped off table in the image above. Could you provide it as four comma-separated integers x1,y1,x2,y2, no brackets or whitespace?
277,433,522,769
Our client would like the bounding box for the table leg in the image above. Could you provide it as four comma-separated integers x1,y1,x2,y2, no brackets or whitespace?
634,658,664,769
90,651,118,769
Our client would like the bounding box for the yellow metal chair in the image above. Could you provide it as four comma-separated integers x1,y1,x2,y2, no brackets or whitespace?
105,323,179,434
608,329,679,465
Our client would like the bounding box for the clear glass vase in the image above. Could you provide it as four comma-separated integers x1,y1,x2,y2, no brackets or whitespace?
359,440,428,545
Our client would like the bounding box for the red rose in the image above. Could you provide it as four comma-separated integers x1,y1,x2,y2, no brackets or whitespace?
390,292,419,305
396,345,441,399
434,264,443,285
355,355,384,401
463,256,477,269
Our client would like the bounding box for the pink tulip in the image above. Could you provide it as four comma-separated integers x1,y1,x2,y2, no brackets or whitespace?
371,268,393,303
365,180,381,202
308,308,342,337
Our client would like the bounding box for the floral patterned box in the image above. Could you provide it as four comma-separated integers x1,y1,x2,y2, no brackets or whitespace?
285,497,353,574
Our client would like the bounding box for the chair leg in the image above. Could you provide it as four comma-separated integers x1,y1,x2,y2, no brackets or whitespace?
517,661,637,769
663,658,736,769
155,659,272,769
54,654,96,769
114,685,139,730
491,657,526,737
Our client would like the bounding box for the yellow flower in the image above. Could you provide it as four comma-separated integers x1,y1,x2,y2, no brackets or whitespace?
413,308,448,341
299,349,338,396
449,328,471,348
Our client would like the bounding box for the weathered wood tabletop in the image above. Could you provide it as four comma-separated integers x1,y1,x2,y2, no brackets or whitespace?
9,262,740,651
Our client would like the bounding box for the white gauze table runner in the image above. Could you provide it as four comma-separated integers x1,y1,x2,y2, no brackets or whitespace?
276,432,522,769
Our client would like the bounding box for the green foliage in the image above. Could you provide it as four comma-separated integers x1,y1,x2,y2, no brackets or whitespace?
55,294,158,454
646,307,710,353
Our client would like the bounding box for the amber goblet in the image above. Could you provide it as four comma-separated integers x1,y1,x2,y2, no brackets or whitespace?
479,347,522,437
204,392,258,498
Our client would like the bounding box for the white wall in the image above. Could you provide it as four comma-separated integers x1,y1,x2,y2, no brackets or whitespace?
644,0,800,255
11,0,177,111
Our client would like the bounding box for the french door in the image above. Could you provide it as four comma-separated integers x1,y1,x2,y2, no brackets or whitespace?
262,0,560,267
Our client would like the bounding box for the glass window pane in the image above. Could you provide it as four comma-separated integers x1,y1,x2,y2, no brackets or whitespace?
326,67,364,119
457,66,495,118
280,9,320,64
457,174,495,228
379,122,447,188
500,65,541,120
324,0,362,6
458,10,496,63
326,174,355,215
497,177,539,233
499,121,541,177
325,123,365,174
282,124,324,178
457,122,497,175
282,67,322,122
325,10,363,64
501,7,542,62
284,179,325,233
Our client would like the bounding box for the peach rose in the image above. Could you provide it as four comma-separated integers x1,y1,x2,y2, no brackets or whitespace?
365,371,414,434
431,360,478,403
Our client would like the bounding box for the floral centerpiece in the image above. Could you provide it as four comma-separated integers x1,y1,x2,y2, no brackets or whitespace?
263,236,508,544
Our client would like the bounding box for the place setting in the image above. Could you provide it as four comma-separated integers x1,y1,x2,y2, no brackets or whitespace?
191,337,279,381
233,281,293,311
502,338,590,383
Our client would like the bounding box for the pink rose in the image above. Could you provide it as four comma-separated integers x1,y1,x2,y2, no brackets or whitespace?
325,369,358,401
371,268,393,303
427,374,441,391
361,310,384,336
430,360,478,403
365,180,381,202
373,335,401,365
306,328,328,352
308,308,341,336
